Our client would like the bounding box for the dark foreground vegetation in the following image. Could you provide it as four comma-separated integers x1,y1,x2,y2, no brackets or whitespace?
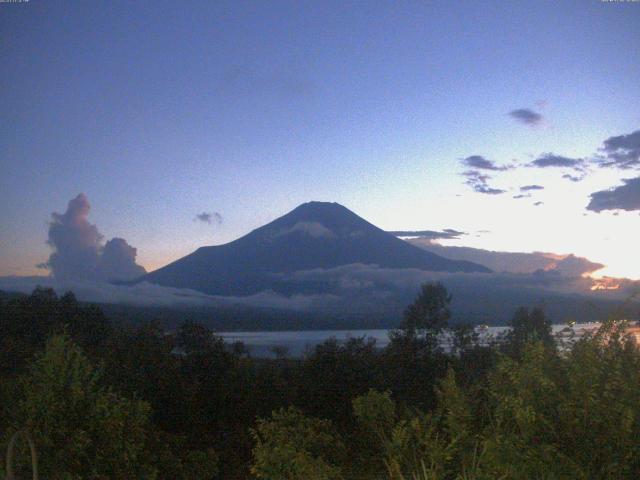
1,284,639,479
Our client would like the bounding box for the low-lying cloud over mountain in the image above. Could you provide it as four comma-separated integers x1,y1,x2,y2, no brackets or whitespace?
386,229,466,241
2,261,636,327
279,221,337,239
39,194,146,282
134,201,489,296
0,275,332,311
4,198,635,327
407,238,604,277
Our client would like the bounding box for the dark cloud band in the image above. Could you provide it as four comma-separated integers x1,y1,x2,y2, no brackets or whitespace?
530,154,583,168
587,177,640,212
598,129,640,169
462,155,511,171
509,108,543,126
388,229,466,240
195,212,223,225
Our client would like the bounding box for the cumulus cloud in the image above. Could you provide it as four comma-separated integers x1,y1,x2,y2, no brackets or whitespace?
97,238,146,281
41,194,146,282
598,129,640,169
521,185,544,191
587,177,640,212
387,229,466,241
462,155,511,171
509,108,543,126
44,194,102,280
195,212,223,225
461,170,506,195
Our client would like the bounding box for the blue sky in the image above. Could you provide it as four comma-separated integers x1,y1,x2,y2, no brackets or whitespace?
1,0,639,278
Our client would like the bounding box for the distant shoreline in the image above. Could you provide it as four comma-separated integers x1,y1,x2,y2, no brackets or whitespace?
216,323,605,358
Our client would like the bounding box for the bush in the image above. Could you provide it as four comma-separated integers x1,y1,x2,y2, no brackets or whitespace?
251,406,345,480
6,334,156,480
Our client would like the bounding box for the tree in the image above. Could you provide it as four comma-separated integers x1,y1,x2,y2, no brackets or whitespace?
251,406,345,480
59,291,112,352
352,389,397,455
8,334,156,479
176,320,218,355
506,306,554,357
180,448,219,480
383,284,453,411
353,377,479,480
0,288,111,375
300,336,383,425
399,282,452,339
450,322,479,356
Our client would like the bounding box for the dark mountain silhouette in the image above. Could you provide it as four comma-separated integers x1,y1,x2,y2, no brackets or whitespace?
135,202,490,295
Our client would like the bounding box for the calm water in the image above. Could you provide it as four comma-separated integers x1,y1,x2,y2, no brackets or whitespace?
218,323,601,357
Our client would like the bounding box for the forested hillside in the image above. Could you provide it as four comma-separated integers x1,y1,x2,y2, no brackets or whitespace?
1,286,639,479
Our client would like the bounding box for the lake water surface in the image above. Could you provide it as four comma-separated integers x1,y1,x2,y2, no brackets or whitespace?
218,323,601,357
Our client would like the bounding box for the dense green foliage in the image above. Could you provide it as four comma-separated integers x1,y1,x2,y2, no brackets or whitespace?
13,335,154,479
251,406,345,480
349,320,640,480
0,284,639,479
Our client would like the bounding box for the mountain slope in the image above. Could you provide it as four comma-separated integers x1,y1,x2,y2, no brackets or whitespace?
136,202,490,295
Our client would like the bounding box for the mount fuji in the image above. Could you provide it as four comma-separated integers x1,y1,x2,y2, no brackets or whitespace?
135,202,490,295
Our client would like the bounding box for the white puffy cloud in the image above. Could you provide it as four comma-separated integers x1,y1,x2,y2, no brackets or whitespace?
41,194,146,281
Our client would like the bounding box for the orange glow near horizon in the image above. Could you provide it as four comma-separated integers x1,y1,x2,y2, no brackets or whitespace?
590,278,621,291
589,264,639,282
